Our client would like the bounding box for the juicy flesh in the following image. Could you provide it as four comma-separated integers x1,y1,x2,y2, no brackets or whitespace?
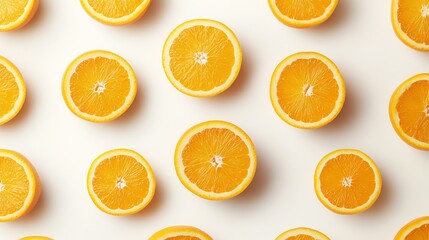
165,237,200,240
0,156,29,216
87,0,145,18
182,128,250,193
277,58,339,123
319,154,376,209
69,57,131,117
275,0,332,20
0,0,28,25
284,235,315,240
92,155,150,210
405,224,429,239
169,25,235,91
397,0,429,44
396,80,429,144
0,64,19,118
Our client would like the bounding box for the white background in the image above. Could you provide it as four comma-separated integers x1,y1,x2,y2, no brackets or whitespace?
0,0,428,239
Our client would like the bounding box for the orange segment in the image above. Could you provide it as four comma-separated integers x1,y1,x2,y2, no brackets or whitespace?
275,227,330,240
391,0,429,51
389,73,429,150
268,0,338,27
0,149,40,222
314,149,382,214
20,237,52,240
175,120,257,200
270,52,346,129
163,19,242,97
394,216,429,240
149,225,212,240
62,50,137,123
0,56,26,125
87,149,156,216
80,0,151,25
0,0,38,31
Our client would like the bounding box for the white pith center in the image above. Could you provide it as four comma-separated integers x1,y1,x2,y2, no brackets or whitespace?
303,84,314,96
210,155,223,169
0,182,4,192
94,82,106,94
342,177,353,187
422,5,429,17
194,52,208,65
425,105,429,117
115,177,127,189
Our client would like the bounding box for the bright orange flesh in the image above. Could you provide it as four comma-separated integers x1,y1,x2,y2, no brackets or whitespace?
148,225,212,240
390,74,429,150
175,121,256,200
86,0,145,18
92,155,150,210
169,25,235,91
275,0,332,21
395,216,429,240
69,57,131,117
314,149,382,214
0,64,20,118
0,0,38,31
392,0,429,50
284,235,314,240
275,227,330,240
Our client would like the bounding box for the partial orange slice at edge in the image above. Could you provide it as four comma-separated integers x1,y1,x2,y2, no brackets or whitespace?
275,227,330,240
0,0,39,31
148,225,212,240
394,216,429,240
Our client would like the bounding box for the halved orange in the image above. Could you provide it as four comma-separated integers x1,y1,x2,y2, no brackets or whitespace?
149,225,212,240
87,148,156,216
80,0,151,25
20,237,52,240
268,0,339,28
394,216,429,240
62,50,137,123
314,149,382,214
270,52,346,129
175,120,257,200
391,0,429,51
389,73,429,150
163,19,242,97
0,149,40,222
0,56,26,125
0,0,39,31
275,227,330,240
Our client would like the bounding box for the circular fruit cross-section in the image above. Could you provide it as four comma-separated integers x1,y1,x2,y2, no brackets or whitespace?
394,216,429,240
149,225,212,240
275,227,330,240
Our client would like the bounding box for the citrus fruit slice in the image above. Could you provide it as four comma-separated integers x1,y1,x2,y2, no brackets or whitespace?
314,149,382,214
0,0,38,31
391,0,429,51
270,52,346,129
275,227,330,240
175,120,257,200
87,148,156,216
0,149,40,222
394,216,429,240
0,56,26,125
62,50,137,123
149,225,212,240
268,0,339,28
389,73,429,150
20,237,52,240
163,19,242,97
80,0,151,25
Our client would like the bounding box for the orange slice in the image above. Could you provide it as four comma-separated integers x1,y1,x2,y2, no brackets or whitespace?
314,149,382,214
62,50,137,123
270,52,346,129
162,19,242,97
0,0,38,31
0,149,40,222
391,0,429,51
275,227,330,240
149,225,212,240
80,0,151,25
0,56,26,125
268,0,339,28
394,216,429,240
20,237,52,240
87,148,156,216
389,73,429,150
175,120,257,200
